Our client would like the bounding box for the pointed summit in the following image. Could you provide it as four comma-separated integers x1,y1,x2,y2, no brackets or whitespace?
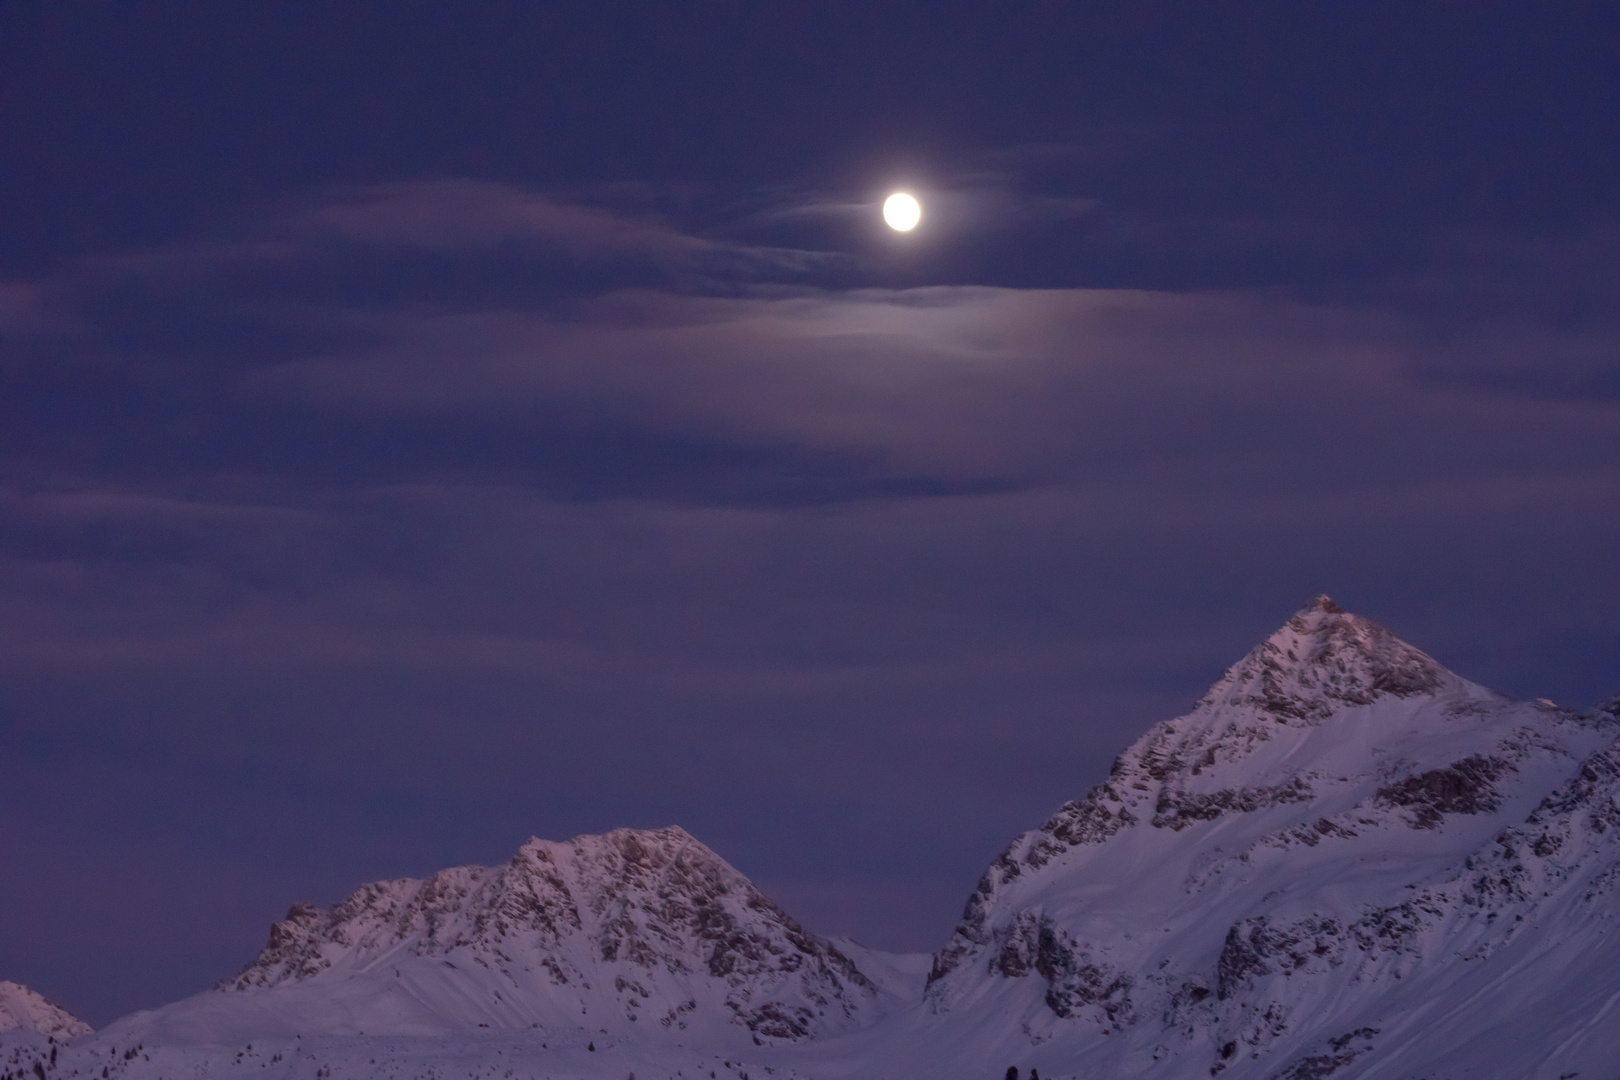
1198,596,1466,723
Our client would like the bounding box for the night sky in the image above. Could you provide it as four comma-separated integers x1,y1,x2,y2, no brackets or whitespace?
3,3,1618,1027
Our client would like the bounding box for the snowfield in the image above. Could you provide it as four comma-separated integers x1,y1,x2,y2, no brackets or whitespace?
10,598,1620,1079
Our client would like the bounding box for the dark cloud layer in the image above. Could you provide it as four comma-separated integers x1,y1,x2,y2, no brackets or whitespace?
2,5,1619,1028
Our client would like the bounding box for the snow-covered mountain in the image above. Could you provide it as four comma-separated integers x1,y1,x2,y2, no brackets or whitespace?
103,825,897,1047
914,596,1620,1079
0,981,91,1039
30,597,1620,1079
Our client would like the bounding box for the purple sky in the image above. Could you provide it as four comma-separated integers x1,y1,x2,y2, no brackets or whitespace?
2,3,1618,1026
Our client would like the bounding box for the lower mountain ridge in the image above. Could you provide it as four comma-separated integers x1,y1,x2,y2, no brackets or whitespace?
27,598,1620,1079
102,826,895,1046
0,982,92,1039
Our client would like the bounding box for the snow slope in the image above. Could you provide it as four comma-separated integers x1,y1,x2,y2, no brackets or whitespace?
0,982,91,1039
102,826,895,1048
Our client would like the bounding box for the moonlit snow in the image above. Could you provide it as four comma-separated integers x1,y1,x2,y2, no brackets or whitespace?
10,597,1620,1078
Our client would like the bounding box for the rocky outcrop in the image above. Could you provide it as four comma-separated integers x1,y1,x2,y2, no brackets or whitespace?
1373,754,1507,828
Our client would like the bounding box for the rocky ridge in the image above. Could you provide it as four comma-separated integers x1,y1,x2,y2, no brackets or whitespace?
110,826,886,1044
0,981,91,1039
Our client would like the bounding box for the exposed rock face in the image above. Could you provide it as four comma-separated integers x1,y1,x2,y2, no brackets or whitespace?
0,981,91,1039
1372,753,1506,827
116,826,885,1042
1196,595,1456,720
922,598,1620,1079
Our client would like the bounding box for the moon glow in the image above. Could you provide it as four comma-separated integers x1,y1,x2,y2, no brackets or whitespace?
883,192,921,231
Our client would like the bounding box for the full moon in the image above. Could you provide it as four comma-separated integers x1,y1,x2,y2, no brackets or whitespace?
883,192,921,231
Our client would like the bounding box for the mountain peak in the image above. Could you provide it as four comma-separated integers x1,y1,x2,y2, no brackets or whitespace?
1198,597,1466,722
927,600,1490,986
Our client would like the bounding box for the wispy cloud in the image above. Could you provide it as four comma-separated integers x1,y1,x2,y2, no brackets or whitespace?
1391,220,1620,401
295,179,711,256
9,178,1620,509
80,179,843,286
0,281,75,336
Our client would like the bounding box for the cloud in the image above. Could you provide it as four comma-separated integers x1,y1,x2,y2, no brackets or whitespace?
0,179,1615,536
236,282,1617,500
295,179,710,256
718,139,1344,278
82,180,839,289
0,281,75,336
13,204,1620,510
1390,221,1620,401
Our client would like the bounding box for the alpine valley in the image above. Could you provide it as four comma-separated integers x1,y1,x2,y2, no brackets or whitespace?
9,599,1620,1080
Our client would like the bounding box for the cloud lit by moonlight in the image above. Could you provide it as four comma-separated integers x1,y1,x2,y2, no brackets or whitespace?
883,192,921,231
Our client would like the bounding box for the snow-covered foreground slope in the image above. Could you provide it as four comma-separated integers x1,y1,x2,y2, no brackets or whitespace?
29,598,1620,1079
103,826,898,1048
0,981,91,1038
